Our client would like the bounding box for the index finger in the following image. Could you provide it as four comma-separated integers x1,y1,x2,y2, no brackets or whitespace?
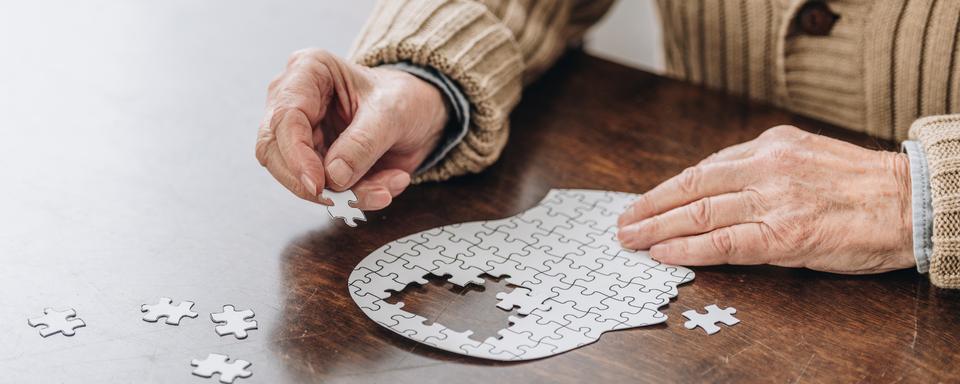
267,66,332,197
273,107,326,196
648,222,772,266
618,160,754,227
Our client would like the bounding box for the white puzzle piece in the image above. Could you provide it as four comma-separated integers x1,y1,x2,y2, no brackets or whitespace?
191,353,252,383
141,297,199,325
495,286,552,315
682,304,739,335
322,189,365,227
210,305,258,339
348,189,695,361
27,307,86,337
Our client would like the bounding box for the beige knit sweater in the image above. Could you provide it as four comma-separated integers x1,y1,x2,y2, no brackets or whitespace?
349,0,960,288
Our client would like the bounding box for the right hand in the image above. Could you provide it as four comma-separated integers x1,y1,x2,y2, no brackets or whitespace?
256,49,450,210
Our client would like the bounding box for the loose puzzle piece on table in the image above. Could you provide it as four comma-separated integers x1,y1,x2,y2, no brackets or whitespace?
682,304,739,335
348,189,695,361
191,353,252,383
27,308,86,337
322,189,365,227
210,305,258,339
141,297,198,325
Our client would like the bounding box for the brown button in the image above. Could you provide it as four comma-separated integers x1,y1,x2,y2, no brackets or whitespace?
797,1,839,36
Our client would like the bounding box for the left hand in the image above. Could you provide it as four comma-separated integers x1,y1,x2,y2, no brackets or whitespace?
616,125,916,274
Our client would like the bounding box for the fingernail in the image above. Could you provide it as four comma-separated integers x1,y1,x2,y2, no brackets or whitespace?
300,174,317,196
327,159,353,187
369,189,392,208
388,173,409,191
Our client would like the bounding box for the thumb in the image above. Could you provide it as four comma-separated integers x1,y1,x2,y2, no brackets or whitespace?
324,110,397,190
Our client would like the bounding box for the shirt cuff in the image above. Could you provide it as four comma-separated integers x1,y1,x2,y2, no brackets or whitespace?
903,140,933,273
379,62,471,176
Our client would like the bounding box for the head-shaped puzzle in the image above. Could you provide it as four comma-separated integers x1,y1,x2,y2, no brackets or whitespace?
348,189,694,360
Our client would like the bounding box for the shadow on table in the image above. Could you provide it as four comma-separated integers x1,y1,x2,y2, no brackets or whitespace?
269,225,536,381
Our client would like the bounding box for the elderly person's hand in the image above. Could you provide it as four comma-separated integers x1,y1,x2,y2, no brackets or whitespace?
617,125,916,274
256,49,448,210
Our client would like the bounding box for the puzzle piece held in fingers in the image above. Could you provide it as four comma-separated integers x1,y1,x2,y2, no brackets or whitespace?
322,189,366,227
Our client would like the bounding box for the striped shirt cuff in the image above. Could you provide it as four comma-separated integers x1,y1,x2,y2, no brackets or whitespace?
902,140,933,273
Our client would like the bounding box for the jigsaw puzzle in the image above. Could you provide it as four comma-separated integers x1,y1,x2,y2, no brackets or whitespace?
348,189,695,361
683,304,739,335
210,305,258,339
191,353,252,383
321,189,365,227
141,297,199,325
27,308,86,337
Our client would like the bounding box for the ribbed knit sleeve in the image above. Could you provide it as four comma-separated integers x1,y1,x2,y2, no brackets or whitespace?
910,115,960,288
348,0,614,182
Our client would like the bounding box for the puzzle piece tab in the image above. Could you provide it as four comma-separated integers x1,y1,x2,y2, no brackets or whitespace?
141,297,198,325
210,305,258,339
27,308,86,337
191,353,252,383
495,286,552,315
682,304,740,335
322,189,365,227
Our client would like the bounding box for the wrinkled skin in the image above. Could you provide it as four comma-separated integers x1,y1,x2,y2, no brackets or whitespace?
257,50,916,274
617,125,916,274
256,49,448,210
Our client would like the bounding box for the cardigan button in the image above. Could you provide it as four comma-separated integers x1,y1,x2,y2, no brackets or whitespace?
797,1,839,36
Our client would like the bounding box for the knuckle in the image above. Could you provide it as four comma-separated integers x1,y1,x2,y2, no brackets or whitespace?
290,48,322,61
287,49,307,66
778,225,804,251
758,144,799,169
761,125,800,139
288,48,326,64
676,166,702,194
785,180,807,200
254,124,276,167
342,129,378,162
255,140,270,166
710,228,736,256
767,213,814,252
699,152,719,165
741,188,767,217
267,73,284,91
687,198,712,228
258,142,284,176
645,215,663,234
631,195,655,217
270,107,294,132
756,223,778,250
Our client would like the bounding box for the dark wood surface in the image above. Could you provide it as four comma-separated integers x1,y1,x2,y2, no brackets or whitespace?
3,16,959,383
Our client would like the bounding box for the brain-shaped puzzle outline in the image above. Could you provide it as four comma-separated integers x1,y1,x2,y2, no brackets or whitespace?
349,189,695,360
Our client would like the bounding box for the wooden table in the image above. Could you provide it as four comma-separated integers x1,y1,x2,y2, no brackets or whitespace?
3,10,958,383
